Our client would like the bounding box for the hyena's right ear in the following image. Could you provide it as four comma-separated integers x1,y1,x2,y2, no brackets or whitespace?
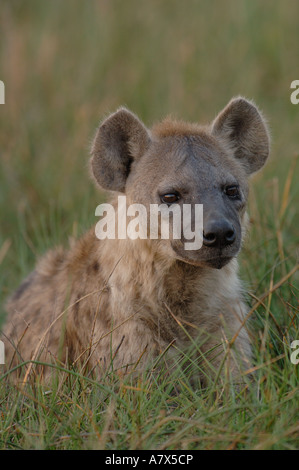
90,108,151,192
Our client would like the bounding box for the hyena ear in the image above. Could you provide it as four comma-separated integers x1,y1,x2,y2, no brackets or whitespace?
91,107,151,192
211,97,270,175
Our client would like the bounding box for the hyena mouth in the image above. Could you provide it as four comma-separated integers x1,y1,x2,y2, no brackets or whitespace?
205,256,233,269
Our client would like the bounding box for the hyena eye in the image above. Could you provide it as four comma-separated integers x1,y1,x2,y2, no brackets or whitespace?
160,193,180,204
224,185,240,199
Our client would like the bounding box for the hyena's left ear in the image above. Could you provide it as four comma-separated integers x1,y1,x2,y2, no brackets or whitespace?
91,107,151,192
211,97,270,175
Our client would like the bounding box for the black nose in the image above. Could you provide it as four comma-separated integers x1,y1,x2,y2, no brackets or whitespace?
203,219,236,247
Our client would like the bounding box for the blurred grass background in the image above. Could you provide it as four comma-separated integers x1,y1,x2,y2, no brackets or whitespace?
0,0,298,450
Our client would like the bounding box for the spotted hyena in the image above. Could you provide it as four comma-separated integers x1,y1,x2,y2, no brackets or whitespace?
2,97,269,384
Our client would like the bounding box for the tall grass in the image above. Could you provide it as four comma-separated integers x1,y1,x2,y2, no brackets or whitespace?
0,0,298,450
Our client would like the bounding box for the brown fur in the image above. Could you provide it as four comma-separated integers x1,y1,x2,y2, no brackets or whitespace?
2,97,270,384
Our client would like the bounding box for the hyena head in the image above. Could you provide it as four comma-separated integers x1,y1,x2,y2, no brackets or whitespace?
91,97,269,269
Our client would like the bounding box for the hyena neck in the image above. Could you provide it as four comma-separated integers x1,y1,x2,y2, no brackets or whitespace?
98,234,241,312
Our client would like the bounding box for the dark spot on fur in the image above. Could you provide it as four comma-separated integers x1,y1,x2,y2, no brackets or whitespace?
92,261,99,272
87,261,100,274
12,271,36,301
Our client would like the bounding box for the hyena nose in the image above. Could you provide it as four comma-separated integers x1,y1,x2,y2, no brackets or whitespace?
203,219,236,247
